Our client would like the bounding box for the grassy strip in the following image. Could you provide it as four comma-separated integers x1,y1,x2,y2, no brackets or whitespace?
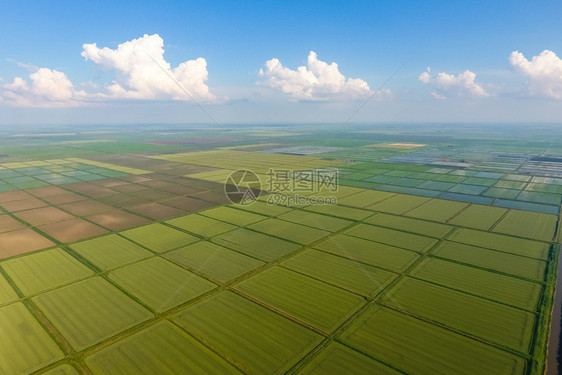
531,243,560,375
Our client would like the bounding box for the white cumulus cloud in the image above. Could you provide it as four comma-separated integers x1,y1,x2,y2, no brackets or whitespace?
418,67,489,99
1,68,87,107
82,34,215,102
258,51,372,100
510,50,562,99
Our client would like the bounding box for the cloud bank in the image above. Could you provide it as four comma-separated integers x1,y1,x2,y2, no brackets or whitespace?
418,68,489,99
0,34,215,107
259,51,372,100
3,40,562,109
510,50,562,99
1,68,87,107
82,34,215,102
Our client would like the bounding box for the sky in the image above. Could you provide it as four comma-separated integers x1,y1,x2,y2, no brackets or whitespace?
1,0,562,125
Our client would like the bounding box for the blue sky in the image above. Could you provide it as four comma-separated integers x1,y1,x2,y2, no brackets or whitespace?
1,0,562,124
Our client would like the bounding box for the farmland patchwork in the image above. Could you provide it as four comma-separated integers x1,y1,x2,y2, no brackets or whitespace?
0,124,560,374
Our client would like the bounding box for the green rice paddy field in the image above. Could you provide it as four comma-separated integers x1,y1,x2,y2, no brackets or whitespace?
0,123,560,374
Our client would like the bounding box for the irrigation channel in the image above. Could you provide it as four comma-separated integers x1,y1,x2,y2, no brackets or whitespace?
547,248,562,375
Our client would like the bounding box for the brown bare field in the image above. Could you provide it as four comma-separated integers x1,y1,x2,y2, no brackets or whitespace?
15,207,75,226
128,203,185,220
27,186,68,198
43,192,87,205
0,215,26,233
0,191,33,203
59,201,115,216
64,182,116,198
136,180,172,189
1,198,48,212
37,218,108,243
86,210,151,231
130,189,180,202
154,183,206,195
98,194,148,208
110,184,150,193
0,229,55,259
